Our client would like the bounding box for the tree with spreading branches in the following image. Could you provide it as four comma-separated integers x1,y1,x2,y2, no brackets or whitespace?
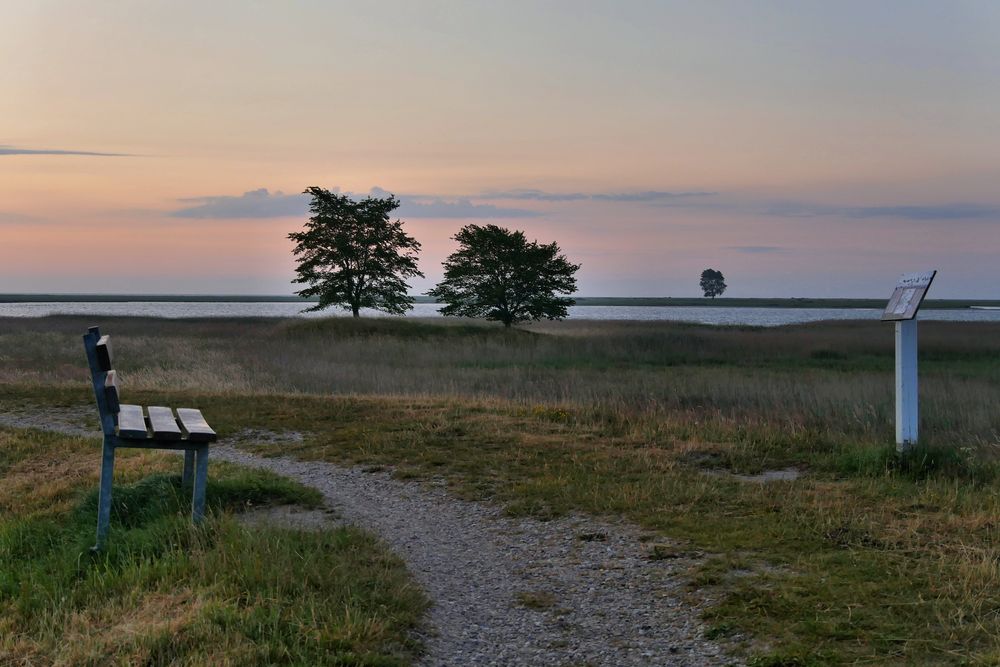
429,224,580,327
700,268,727,298
289,187,423,317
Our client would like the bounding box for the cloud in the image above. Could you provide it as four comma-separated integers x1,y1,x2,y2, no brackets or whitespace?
170,187,537,220
729,245,785,254
0,211,40,224
401,199,537,218
366,188,535,218
760,200,1000,222
482,189,717,202
0,145,131,157
618,195,1000,222
481,189,590,202
593,190,717,202
170,189,310,219
842,204,1000,221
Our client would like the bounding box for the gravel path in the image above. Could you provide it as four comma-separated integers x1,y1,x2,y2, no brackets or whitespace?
0,406,97,437
1,408,737,666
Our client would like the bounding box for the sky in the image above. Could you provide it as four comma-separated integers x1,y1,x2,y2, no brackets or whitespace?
2,1,998,298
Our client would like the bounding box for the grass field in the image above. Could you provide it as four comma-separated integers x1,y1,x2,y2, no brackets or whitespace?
2,314,999,664
0,391,425,662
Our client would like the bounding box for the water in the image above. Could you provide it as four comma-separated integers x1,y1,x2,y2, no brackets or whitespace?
1,301,998,326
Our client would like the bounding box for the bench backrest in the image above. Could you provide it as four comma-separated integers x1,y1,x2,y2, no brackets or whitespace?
83,326,120,436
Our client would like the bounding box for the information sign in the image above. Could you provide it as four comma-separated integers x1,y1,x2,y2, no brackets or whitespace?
882,271,936,321
884,270,937,450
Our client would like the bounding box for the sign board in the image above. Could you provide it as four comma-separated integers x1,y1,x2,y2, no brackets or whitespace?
882,271,936,321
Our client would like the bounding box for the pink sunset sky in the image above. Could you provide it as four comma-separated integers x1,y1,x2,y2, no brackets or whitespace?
2,2,998,298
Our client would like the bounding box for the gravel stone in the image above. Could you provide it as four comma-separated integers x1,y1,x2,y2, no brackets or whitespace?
0,406,97,437
235,504,339,531
703,468,801,483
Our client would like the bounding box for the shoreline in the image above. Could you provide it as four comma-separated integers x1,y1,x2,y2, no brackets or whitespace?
1,294,998,310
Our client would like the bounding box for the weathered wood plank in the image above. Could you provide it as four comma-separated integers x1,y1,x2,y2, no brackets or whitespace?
96,335,113,371
117,404,148,439
105,370,121,414
114,440,203,451
176,408,216,442
147,406,183,440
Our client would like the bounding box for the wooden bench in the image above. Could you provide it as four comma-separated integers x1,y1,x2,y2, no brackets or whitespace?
83,326,217,550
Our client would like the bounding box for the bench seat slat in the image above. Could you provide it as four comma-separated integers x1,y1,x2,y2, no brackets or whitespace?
147,406,183,440
117,404,148,439
176,408,217,442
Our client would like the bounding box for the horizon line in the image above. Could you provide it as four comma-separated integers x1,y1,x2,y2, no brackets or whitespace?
0,293,996,303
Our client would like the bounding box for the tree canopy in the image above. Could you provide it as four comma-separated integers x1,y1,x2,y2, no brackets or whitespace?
700,268,727,298
289,187,423,316
428,224,580,327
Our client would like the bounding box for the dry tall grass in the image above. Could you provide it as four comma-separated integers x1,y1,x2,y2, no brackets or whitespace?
3,315,995,453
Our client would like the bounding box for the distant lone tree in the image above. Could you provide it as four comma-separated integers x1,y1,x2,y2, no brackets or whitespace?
428,224,580,328
289,187,423,317
700,268,727,298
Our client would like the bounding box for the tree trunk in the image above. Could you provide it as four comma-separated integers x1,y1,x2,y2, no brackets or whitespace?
352,305,360,317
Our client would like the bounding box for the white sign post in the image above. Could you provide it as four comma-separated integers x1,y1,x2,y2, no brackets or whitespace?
882,271,936,451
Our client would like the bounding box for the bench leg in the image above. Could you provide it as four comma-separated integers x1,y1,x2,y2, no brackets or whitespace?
93,439,116,551
182,450,195,486
192,445,209,524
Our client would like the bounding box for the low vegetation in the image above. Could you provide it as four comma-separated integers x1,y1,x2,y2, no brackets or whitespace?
0,425,425,665
1,314,999,664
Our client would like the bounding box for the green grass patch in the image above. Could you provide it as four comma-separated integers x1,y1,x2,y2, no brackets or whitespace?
0,427,426,665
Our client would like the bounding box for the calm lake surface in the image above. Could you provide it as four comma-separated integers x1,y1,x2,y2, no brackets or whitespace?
1,302,998,326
